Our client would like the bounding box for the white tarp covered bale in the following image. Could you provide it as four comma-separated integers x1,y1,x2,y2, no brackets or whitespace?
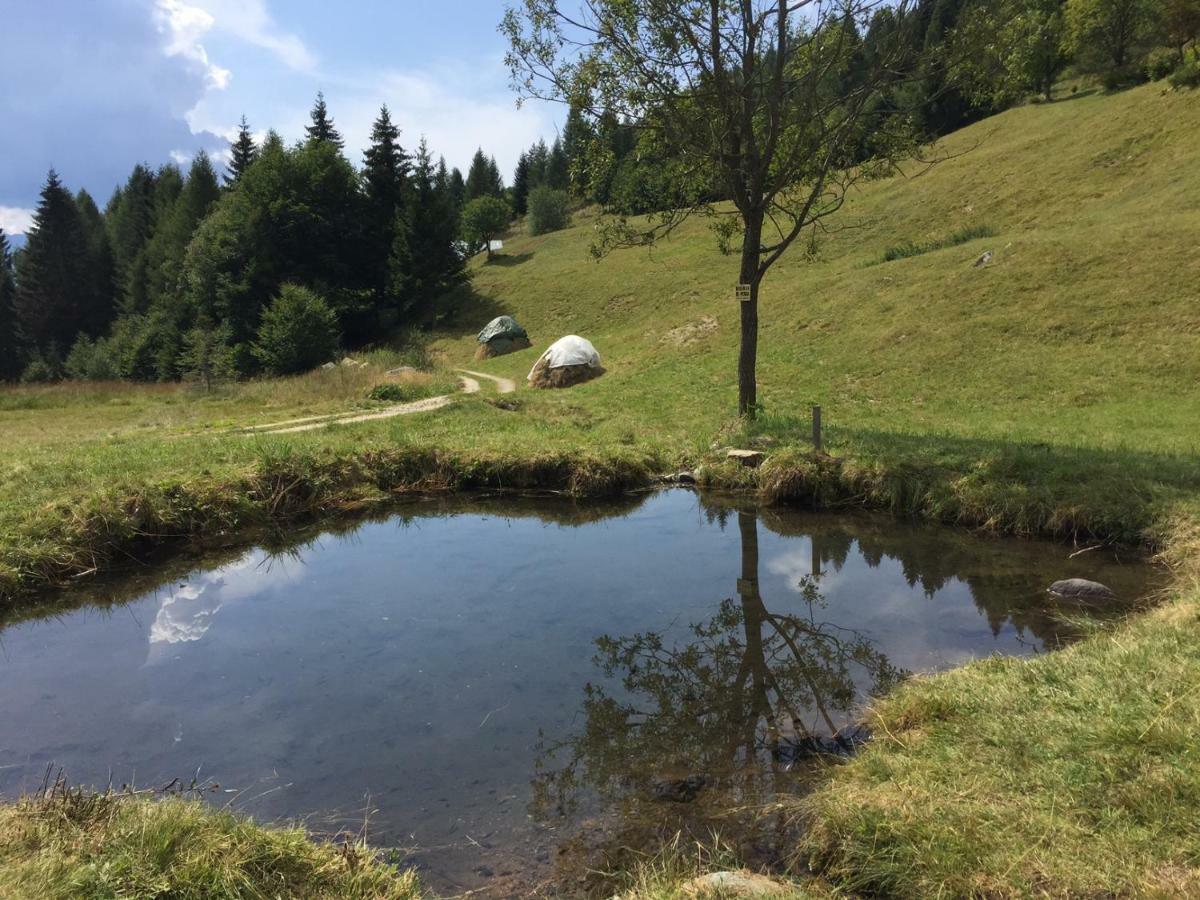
527,335,605,389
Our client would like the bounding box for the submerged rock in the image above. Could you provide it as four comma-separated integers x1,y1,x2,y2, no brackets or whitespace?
1048,578,1119,606
651,773,708,803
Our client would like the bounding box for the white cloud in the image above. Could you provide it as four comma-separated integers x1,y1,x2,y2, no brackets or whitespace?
155,0,232,90
0,206,36,235
194,0,317,72
169,149,192,165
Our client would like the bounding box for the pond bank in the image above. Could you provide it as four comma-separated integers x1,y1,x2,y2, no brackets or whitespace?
0,436,1179,611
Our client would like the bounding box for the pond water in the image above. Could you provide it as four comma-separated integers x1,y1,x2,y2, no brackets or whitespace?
0,490,1156,896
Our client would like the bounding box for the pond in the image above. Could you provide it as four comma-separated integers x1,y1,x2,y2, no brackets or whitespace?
0,490,1156,896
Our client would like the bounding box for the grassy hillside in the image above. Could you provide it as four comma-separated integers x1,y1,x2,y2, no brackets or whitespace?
3,82,1199,597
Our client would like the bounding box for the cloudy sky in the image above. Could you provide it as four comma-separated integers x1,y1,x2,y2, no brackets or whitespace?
0,0,559,236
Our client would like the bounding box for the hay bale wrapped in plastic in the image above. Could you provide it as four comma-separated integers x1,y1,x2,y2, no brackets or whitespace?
475,316,532,359
527,335,605,389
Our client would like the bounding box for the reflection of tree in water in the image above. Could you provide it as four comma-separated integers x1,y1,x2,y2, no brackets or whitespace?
755,504,1135,647
530,510,904,869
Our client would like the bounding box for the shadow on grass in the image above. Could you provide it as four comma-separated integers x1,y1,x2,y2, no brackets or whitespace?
485,252,534,267
746,415,1200,541
435,283,511,338
1046,88,1099,104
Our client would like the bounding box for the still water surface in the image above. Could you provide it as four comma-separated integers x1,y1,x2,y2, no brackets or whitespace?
0,490,1154,894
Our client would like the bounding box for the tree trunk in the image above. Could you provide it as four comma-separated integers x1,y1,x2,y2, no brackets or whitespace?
738,216,762,418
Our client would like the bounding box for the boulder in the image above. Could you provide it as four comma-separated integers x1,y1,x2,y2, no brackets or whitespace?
1047,578,1118,606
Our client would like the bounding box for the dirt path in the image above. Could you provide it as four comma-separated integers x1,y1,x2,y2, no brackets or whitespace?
243,375,483,436
457,369,517,394
235,371,516,438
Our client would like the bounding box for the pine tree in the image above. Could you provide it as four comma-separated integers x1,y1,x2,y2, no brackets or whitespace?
389,139,466,322
512,151,532,216
0,229,21,380
362,105,410,311
226,116,258,185
305,92,344,150
13,170,94,357
464,148,493,201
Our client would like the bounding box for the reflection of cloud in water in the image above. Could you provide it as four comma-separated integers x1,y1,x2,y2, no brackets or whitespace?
146,552,301,656
150,582,224,645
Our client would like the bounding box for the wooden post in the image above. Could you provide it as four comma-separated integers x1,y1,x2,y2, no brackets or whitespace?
812,405,822,452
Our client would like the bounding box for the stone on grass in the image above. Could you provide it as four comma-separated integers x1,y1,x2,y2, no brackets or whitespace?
679,871,792,898
727,449,767,468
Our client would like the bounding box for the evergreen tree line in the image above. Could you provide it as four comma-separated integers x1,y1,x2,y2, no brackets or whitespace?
1,95,491,382
2,0,1195,382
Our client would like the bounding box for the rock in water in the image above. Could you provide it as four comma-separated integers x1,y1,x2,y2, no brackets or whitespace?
1048,578,1118,606
651,774,708,802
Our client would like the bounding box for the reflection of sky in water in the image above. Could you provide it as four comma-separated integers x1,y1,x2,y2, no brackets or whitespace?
0,491,1153,888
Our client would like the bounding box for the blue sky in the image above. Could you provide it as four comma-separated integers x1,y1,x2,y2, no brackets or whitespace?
0,0,559,236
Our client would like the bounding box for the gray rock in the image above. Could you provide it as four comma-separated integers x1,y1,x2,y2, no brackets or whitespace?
727,449,767,468
973,250,994,268
681,871,791,897
1048,578,1118,606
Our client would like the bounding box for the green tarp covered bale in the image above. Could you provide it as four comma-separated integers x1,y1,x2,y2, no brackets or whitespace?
475,316,532,360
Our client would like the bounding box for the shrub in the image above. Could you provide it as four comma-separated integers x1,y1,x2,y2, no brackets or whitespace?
1144,49,1180,81
1170,57,1200,89
1101,64,1148,92
527,186,571,235
64,335,120,381
252,284,340,375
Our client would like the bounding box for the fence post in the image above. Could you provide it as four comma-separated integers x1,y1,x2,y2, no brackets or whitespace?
812,405,823,452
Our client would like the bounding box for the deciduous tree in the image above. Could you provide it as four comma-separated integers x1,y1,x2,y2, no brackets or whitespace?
504,0,923,416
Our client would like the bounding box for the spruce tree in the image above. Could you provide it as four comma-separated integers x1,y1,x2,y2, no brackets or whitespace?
74,190,116,338
0,229,21,380
448,167,466,215
226,116,258,185
487,156,505,196
526,139,550,186
464,148,493,201
389,139,465,322
305,92,344,150
561,103,593,194
105,163,158,313
512,151,532,216
546,138,569,191
362,104,410,311
13,170,93,357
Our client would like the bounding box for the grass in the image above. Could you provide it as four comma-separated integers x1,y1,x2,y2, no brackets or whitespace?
796,527,1200,898
0,781,423,899
1,81,1200,896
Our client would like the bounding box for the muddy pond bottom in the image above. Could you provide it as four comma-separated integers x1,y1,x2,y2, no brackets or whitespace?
0,490,1155,895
